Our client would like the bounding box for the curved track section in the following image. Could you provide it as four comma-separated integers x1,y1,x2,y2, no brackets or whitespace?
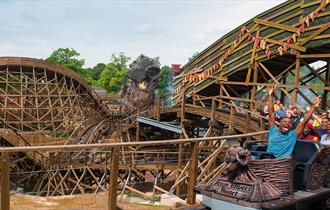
0,57,107,136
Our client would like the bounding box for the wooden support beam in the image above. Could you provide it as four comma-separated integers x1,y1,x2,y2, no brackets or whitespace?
292,53,300,103
219,84,224,109
197,140,226,182
156,99,160,121
226,85,241,98
109,147,119,210
246,30,259,84
187,142,198,205
250,64,258,110
264,37,306,52
298,54,330,59
323,59,330,110
200,162,226,185
258,63,293,99
136,106,141,142
154,185,169,194
229,106,234,134
1,152,10,210
180,94,186,129
211,98,216,120
177,93,187,196
170,162,190,192
125,186,151,198
297,89,313,107
301,59,329,86
220,95,254,103
254,18,297,32
218,81,330,91
300,22,330,45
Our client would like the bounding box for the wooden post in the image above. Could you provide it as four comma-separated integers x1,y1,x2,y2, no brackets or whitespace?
192,94,196,106
250,63,258,110
180,93,186,128
219,84,224,109
292,53,300,103
156,99,160,121
322,58,329,110
109,147,119,210
1,152,10,210
177,93,186,196
136,106,140,141
187,142,198,205
229,106,234,134
281,72,288,103
211,98,216,120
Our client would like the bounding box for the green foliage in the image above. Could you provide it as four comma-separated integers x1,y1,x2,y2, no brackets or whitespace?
46,49,174,95
98,53,130,93
156,65,173,97
188,51,200,61
47,48,97,85
89,63,106,81
47,48,85,73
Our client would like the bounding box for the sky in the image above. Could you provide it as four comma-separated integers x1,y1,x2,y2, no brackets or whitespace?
0,0,286,68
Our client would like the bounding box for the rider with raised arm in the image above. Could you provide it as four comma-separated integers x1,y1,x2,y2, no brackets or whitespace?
266,85,321,158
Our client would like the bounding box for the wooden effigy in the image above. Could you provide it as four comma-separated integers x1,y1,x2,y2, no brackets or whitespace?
197,145,330,210
202,147,281,202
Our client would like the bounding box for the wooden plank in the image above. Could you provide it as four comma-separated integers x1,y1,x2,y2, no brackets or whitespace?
322,59,329,110
109,147,119,210
0,131,270,153
298,53,330,58
229,106,234,133
219,84,224,109
1,152,10,210
300,22,330,45
217,81,330,91
187,142,198,205
254,18,297,32
251,64,258,109
136,106,140,142
264,37,306,52
211,98,216,120
292,53,300,103
301,59,329,86
197,140,226,182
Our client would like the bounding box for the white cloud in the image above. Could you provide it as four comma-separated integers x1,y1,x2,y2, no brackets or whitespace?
0,0,286,67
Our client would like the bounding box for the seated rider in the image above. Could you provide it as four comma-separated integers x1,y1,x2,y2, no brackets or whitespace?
266,85,321,158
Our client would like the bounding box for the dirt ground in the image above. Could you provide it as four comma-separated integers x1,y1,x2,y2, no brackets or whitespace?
10,193,171,210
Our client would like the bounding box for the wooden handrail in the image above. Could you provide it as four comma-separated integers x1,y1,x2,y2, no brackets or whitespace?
0,130,267,210
0,131,267,153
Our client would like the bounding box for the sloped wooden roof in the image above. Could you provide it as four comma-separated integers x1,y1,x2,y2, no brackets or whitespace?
173,0,330,104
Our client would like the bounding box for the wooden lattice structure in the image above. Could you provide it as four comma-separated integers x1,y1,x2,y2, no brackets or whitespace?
0,57,106,137
173,0,330,111
0,1,330,210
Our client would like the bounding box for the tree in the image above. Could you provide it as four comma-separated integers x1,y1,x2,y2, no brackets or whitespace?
98,53,130,93
86,63,106,81
188,51,200,61
47,48,85,73
155,65,173,99
47,48,97,85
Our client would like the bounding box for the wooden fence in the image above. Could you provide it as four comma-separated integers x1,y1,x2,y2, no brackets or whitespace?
0,131,267,210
